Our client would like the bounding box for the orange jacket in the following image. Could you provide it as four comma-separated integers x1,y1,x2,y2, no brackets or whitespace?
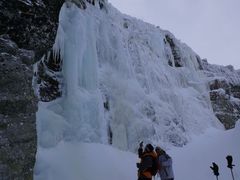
138,151,157,178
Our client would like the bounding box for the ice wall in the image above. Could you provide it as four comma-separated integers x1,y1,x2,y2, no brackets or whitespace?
36,2,222,153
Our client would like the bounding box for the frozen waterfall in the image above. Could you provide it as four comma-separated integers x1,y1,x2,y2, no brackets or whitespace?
34,3,223,179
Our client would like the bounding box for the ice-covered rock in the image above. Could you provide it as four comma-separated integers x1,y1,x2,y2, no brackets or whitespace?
202,60,240,129
35,2,222,155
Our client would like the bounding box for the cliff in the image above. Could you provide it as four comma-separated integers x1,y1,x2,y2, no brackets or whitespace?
0,0,64,179
202,59,240,129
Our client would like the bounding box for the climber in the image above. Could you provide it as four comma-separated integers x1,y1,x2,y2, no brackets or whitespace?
137,142,157,180
155,146,174,180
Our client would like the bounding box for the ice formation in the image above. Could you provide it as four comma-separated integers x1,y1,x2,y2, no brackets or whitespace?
35,2,223,152
33,1,229,179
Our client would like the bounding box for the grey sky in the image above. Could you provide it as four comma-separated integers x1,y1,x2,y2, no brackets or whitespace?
109,0,240,69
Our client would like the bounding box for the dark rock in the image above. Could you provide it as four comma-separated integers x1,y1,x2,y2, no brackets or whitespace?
168,60,173,67
108,124,113,145
0,0,65,61
165,34,183,67
99,0,105,9
209,79,229,91
33,49,62,102
104,99,110,111
0,35,18,55
210,88,240,129
202,60,240,129
196,55,203,70
0,1,66,177
0,35,37,180
67,0,106,10
18,49,36,66
67,0,87,9
231,85,240,99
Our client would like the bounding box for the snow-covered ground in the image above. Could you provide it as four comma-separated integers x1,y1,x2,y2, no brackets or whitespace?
172,123,240,180
34,122,240,180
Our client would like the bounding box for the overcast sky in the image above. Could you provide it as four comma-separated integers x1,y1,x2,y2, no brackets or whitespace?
108,0,240,69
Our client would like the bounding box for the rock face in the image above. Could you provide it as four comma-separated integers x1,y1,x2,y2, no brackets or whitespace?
0,0,108,178
0,0,64,60
202,59,240,129
33,49,63,102
165,34,184,67
0,35,37,179
0,0,65,179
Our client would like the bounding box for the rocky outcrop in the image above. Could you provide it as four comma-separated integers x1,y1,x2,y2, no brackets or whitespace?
0,0,108,178
202,59,240,129
66,0,106,9
165,34,184,67
0,0,65,179
0,0,65,60
0,35,37,179
33,49,63,102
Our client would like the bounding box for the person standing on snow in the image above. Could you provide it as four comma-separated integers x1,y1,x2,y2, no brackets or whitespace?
137,142,157,180
155,146,174,180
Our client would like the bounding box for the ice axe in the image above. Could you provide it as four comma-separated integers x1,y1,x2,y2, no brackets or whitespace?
226,155,235,180
210,162,219,180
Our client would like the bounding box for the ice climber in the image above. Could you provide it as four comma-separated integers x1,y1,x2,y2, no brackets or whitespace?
137,142,158,180
155,146,174,180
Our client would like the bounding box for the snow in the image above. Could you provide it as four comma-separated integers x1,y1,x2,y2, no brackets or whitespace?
34,121,240,180
172,124,240,180
34,142,137,180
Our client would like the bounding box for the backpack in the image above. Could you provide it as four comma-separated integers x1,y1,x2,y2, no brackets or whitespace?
151,155,159,176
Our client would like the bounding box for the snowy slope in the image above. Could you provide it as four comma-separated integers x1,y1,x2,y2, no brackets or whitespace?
172,122,240,180
34,122,240,180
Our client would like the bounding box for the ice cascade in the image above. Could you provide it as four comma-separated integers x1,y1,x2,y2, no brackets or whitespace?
36,2,222,152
